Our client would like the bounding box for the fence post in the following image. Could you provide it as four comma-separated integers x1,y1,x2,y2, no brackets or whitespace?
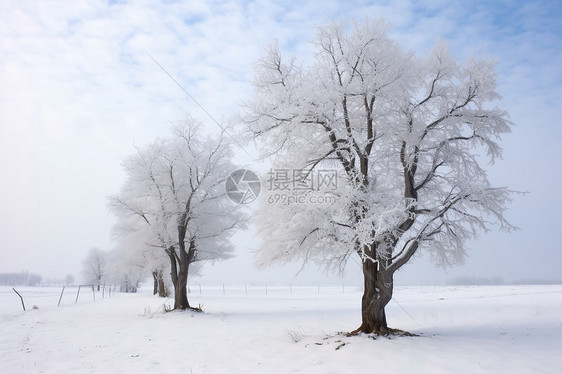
12,288,25,311
92,285,95,302
75,285,82,304
58,286,65,306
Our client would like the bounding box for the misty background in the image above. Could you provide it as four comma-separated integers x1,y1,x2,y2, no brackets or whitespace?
1,0,560,286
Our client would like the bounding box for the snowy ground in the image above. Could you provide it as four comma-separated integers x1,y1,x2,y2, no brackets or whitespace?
1,284,561,373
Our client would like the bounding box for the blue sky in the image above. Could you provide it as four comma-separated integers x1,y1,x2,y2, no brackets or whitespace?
0,0,560,284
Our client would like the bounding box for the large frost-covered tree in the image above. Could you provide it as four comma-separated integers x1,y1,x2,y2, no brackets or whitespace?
109,117,245,310
243,20,515,334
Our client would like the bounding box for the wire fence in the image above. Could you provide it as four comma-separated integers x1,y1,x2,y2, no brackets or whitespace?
1,283,367,314
187,283,364,296
1,285,115,313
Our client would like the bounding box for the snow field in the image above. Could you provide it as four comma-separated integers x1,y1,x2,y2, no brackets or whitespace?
1,285,561,373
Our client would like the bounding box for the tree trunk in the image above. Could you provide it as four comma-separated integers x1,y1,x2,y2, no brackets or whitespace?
173,268,190,310
173,243,189,309
158,274,168,297
152,271,158,295
168,250,189,309
355,259,394,335
172,233,196,310
153,270,169,297
167,248,188,309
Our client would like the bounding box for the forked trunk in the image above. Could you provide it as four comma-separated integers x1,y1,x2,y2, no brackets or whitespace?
355,259,394,335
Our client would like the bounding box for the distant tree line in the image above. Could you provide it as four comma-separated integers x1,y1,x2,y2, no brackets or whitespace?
0,272,42,286
448,277,505,286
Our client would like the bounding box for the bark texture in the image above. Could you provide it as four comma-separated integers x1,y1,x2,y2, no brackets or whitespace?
170,222,198,311
354,259,393,334
152,270,169,297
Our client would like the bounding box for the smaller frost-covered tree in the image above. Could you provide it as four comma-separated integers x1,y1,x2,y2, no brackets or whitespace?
109,116,246,310
243,19,515,334
106,237,158,294
81,247,108,291
109,220,171,296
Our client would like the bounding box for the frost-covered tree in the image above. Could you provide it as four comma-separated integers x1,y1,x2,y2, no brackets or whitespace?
81,247,108,291
109,117,245,310
243,20,515,334
105,232,163,294
108,215,171,297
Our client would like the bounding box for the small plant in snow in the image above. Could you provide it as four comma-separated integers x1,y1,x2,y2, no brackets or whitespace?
143,306,152,317
285,329,305,343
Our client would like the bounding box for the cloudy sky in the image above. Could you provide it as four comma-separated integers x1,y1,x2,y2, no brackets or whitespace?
1,0,560,285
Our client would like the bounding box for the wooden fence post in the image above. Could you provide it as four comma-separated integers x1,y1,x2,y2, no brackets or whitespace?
12,288,25,311
58,286,65,306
